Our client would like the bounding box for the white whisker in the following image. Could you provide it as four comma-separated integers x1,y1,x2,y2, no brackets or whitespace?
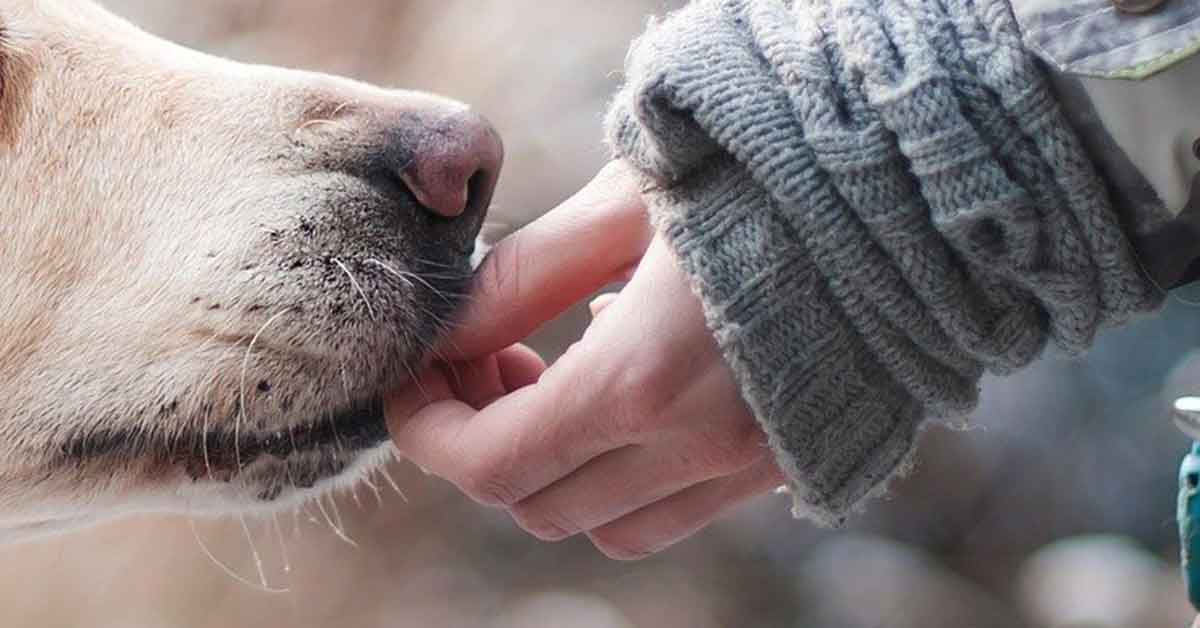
328,492,354,542
402,362,432,405
313,494,357,548
236,308,293,473
290,504,303,540
362,472,385,508
297,118,335,132
238,512,272,590
189,517,288,594
364,258,415,289
365,258,453,304
333,257,376,321
270,510,292,577
380,464,409,504
339,362,353,406
202,336,253,482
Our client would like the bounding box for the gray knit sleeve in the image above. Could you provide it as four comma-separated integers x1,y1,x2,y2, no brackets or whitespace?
605,0,1163,525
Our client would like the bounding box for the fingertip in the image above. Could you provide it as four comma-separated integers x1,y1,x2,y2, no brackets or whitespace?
588,293,620,318
437,163,653,361
496,344,547,392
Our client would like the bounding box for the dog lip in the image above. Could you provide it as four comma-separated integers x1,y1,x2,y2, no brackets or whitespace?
183,397,389,479
56,397,390,477
239,398,385,459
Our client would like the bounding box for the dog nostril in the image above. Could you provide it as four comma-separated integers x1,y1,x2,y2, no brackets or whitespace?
398,110,503,220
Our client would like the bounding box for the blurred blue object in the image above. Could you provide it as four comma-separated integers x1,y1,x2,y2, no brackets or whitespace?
1173,398,1200,611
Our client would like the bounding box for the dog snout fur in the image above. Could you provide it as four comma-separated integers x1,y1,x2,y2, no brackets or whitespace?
0,0,499,539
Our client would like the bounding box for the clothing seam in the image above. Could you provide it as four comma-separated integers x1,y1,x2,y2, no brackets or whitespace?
1069,16,1200,68
1036,3,1113,37
1099,37,1200,79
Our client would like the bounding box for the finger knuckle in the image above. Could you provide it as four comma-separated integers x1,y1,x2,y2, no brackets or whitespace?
610,367,677,437
704,420,769,472
619,363,666,408
460,462,521,507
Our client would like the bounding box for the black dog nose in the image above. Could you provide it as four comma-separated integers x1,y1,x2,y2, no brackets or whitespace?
398,110,503,221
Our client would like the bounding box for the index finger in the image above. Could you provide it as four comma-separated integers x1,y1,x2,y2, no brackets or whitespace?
442,161,652,360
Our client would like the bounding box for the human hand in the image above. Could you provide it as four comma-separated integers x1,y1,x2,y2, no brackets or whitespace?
385,162,785,560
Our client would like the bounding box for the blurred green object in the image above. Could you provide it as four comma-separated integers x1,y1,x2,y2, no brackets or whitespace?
1173,398,1200,611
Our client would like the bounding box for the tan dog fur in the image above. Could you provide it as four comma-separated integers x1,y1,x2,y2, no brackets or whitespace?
0,0,487,542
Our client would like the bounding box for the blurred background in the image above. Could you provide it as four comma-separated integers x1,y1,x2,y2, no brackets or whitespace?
4,1,1200,626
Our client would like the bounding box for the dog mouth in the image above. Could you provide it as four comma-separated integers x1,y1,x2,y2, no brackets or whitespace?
181,396,390,481
56,395,391,487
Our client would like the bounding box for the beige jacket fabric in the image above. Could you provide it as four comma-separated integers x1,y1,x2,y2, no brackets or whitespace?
1019,0,1200,288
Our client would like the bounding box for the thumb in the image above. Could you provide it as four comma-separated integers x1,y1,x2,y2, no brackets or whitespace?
441,161,653,360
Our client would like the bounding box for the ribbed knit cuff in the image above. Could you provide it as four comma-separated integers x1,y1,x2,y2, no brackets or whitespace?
606,0,1162,524
651,158,928,524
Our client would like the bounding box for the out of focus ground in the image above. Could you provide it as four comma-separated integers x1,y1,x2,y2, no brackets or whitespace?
3,2,1199,627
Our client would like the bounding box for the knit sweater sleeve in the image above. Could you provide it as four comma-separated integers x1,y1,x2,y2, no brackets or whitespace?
604,0,1163,525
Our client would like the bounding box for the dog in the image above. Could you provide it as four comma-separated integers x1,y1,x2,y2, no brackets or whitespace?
0,0,501,542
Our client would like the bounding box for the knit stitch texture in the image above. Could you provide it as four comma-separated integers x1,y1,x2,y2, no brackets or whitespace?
605,0,1163,525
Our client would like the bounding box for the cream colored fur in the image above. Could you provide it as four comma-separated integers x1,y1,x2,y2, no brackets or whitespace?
0,0,481,542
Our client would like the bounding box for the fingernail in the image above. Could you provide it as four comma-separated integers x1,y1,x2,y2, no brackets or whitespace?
589,293,619,317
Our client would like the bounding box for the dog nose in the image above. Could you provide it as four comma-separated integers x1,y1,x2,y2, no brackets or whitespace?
398,110,503,220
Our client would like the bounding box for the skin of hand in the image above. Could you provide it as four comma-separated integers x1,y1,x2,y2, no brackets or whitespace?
385,162,785,560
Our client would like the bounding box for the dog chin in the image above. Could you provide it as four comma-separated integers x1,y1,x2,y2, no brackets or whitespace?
168,394,403,517
2,442,398,544
182,441,399,517
4,447,398,548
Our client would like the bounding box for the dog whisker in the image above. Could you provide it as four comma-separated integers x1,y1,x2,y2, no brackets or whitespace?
189,516,288,594
328,492,349,536
297,118,335,132
401,361,433,405
269,510,292,577
236,308,294,474
349,483,365,511
291,504,303,540
379,463,409,504
328,403,346,458
313,493,357,548
364,258,415,289
362,472,385,508
411,257,461,270
237,510,272,590
333,257,376,321
202,337,254,483
366,257,459,306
